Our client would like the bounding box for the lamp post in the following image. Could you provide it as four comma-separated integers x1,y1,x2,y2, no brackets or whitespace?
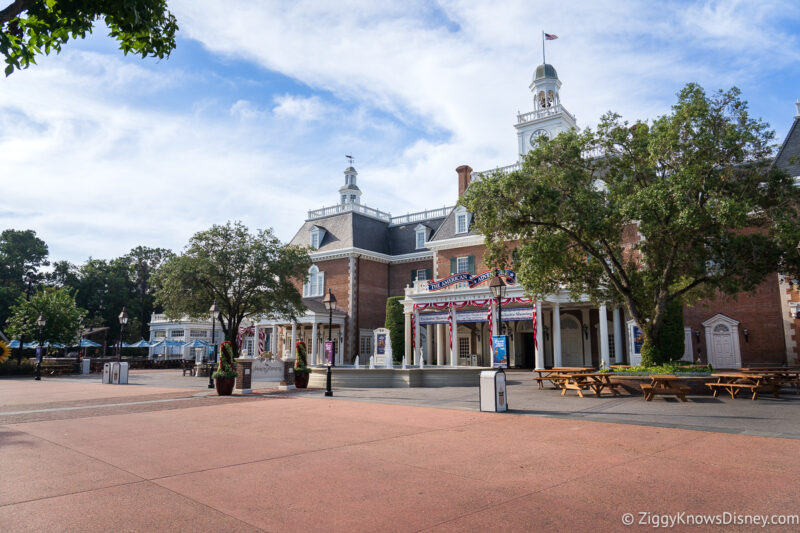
489,271,507,368
322,289,337,397
118,307,128,362
208,300,219,389
17,271,36,366
35,314,46,381
75,318,83,372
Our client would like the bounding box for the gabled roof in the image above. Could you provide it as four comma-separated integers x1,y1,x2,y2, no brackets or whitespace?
387,217,447,255
428,206,479,242
776,117,800,177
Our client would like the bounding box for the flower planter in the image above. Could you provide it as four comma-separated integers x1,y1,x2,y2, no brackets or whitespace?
215,376,235,396
295,372,310,389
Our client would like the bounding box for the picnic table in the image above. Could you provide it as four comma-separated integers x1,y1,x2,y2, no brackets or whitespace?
739,368,800,392
533,367,594,389
640,375,690,402
707,373,780,400
558,372,623,398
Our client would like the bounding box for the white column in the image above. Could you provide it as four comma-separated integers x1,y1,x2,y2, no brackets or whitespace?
413,309,421,365
311,321,318,365
553,303,562,367
253,324,258,356
271,326,278,355
290,323,297,359
426,324,434,366
613,307,623,362
599,304,610,369
451,307,458,367
404,312,412,363
436,324,445,365
535,302,544,369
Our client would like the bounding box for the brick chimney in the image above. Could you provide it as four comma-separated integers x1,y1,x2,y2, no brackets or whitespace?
456,165,473,197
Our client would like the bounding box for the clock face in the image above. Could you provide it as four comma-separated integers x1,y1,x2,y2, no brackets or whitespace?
530,129,550,147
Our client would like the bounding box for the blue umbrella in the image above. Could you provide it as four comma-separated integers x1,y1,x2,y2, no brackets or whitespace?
8,340,20,349
111,341,132,348
74,339,102,348
129,339,152,348
184,339,210,348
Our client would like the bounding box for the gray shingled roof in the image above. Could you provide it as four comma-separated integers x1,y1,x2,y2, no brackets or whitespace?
387,217,446,255
428,208,479,242
302,297,347,316
289,213,353,252
776,117,800,177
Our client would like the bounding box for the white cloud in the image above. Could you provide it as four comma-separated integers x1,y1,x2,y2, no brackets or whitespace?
1,1,799,263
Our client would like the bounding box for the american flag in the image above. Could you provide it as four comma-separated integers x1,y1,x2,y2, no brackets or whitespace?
544,33,558,40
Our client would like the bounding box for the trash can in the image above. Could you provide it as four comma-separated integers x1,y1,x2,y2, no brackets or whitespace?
81,359,90,375
118,362,129,384
103,362,129,384
479,370,508,412
102,363,111,384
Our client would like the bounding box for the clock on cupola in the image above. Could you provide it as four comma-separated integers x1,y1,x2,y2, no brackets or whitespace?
514,62,577,158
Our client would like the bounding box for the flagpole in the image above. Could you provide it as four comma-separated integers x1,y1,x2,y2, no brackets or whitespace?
541,30,545,64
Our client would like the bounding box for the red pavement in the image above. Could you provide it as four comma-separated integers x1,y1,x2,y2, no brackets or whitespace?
1,384,798,532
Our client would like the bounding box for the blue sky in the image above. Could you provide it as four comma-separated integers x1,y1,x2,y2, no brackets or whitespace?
1,0,799,264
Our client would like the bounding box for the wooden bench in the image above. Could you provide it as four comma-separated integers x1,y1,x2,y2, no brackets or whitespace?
641,383,690,402
706,382,760,400
42,363,77,375
181,359,195,376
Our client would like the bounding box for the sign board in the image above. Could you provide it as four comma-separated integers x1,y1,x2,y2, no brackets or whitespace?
418,307,535,325
627,320,643,366
491,335,509,368
324,341,335,365
35,347,42,363
372,328,392,367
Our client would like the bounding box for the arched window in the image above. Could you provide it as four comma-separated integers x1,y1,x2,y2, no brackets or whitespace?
303,265,324,297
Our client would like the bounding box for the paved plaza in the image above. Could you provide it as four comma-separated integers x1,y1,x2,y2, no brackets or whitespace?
1,370,799,531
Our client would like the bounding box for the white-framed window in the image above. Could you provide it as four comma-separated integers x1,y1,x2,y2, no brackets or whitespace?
416,269,428,281
456,213,467,233
311,231,319,249
360,335,372,356
341,194,347,203
456,256,470,274
190,330,208,338
458,336,470,357
416,230,426,249
303,265,324,297
154,330,166,338
170,329,184,338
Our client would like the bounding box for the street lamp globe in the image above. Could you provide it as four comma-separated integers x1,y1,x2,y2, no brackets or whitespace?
323,288,337,311
489,274,507,299
36,314,46,328
118,307,129,325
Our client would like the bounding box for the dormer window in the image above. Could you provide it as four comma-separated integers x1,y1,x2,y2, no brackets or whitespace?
454,206,470,234
303,265,324,297
414,224,427,249
309,225,326,250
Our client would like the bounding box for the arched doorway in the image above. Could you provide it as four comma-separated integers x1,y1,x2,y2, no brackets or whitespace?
702,314,741,369
560,314,583,366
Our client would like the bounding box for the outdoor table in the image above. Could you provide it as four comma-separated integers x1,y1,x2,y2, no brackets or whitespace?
707,373,779,400
558,372,622,398
640,375,690,402
533,367,595,389
739,369,800,393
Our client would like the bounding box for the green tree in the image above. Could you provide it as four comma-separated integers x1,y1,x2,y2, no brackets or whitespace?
124,246,173,339
153,222,311,356
6,287,86,348
384,296,404,363
0,228,48,327
1,0,178,76
462,84,800,366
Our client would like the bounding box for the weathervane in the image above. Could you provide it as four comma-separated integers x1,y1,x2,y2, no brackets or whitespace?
346,154,355,167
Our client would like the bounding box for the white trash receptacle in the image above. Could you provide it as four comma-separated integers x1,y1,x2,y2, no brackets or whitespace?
81,359,90,374
118,362,129,384
102,363,111,384
479,370,508,412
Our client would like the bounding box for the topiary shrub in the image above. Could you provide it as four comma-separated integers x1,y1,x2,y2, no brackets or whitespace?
294,340,310,374
385,296,405,363
212,341,237,379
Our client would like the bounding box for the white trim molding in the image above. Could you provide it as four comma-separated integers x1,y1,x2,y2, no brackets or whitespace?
702,313,742,369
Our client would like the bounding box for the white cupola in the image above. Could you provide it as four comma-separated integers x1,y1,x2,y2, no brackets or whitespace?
339,166,362,205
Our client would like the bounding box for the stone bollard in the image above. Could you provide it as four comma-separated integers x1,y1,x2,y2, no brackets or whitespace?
280,357,296,390
234,358,253,394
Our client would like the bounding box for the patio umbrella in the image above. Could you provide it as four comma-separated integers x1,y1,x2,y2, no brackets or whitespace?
111,341,132,348
74,339,102,348
128,339,152,348
184,339,210,348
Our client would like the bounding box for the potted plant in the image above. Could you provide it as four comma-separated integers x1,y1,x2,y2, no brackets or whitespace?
213,341,237,395
294,340,311,389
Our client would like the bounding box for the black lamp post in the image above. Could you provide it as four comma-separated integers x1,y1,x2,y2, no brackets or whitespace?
35,314,46,381
208,300,219,389
489,272,507,368
75,318,83,372
17,271,36,366
118,307,128,362
322,289,337,397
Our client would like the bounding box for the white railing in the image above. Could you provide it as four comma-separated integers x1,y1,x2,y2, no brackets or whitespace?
517,104,576,124
474,162,521,179
390,206,453,226
307,202,392,222
151,313,167,323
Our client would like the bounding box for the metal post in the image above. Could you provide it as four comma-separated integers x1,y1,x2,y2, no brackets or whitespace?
35,324,43,381
208,314,216,389
325,305,333,396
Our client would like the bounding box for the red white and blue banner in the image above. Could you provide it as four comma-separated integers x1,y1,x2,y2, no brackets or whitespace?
426,269,516,292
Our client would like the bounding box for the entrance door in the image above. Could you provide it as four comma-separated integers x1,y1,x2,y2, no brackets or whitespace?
519,332,535,368
711,323,737,368
560,315,583,366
